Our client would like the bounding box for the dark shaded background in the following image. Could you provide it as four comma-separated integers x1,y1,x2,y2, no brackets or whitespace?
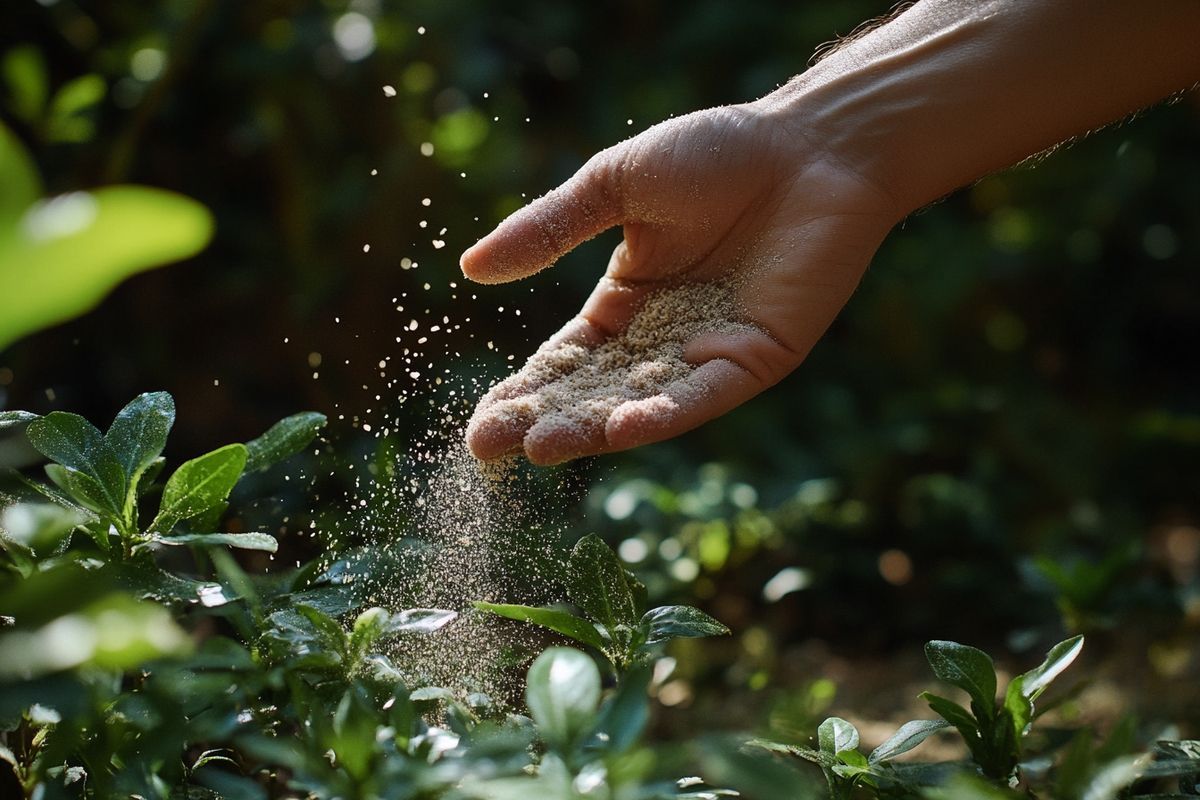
2,0,1198,739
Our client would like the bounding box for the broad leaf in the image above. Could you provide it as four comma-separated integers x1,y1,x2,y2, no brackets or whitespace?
0,502,83,555
592,664,651,753
151,443,247,533
526,647,601,749
640,605,730,645
244,412,327,473
0,410,38,430
147,531,278,553
106,391,175,479
384,607,457,635
0,185,213,351
925,640,997,719
868,719,951,764
472,601,606,651
567,534,637,629
26,412,126,516
818,717,860,756
2,47,48,127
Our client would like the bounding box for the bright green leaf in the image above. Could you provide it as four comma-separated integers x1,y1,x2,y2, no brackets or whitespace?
525,647,600,750
244,411,326,473
151,443,246,533
640,604,730,645
0,185,213,352
1017,635,1084,700
567,534,637,629
472,601,606,651
0,122,40,223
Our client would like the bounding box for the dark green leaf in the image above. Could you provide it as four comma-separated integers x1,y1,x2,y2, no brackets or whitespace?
525,647,600,749
925,640,997,719
868,719,951,764
147,531,278,553
818,717,860,756
44,463,110,519
0,410,38,430
27,412,126,515
592,664,651,753
2,47,47,126
244,412,326,473
921,692,979,739
106,392,175,480
640,604,730,645
567,533,637,629
151,443,247,533
46,74,105,143
472,601,605,651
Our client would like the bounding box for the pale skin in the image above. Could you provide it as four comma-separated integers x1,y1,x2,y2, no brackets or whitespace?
461,0,1200,466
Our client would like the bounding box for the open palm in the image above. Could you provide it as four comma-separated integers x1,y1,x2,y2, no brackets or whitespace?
461,102,901,465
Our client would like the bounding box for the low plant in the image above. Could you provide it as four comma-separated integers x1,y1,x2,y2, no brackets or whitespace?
474,533,730,676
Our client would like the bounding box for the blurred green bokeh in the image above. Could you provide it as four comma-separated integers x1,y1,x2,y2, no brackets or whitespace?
1,0,1198,735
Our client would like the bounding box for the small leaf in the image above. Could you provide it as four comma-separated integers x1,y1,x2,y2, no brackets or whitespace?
0,121,40,223
0,410,38,430
925,640,997,719
818,717,860,756
2,47,48,125
593,664,651,753
1017,635,1084,700
106,392,175,480
44,464,111,518
567,533,637,629
151,443,247,533
147,531,278,552
410,686,456,703
244,412,326,473
46,74,105,143
26,412,126,515
526,647,601,750
472,601,606,651
920,691,979,738
640,605,730,645
0,502,83,555
868,719,951,764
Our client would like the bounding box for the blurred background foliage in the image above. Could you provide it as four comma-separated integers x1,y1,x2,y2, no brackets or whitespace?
2,0,1198,750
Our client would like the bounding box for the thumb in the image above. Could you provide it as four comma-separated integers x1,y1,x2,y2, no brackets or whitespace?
460,151,624,284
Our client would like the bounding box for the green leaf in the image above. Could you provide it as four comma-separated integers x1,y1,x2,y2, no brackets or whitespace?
567,533,637,629
244,411,327,473
46,74,105,143
592,664,651,753
640,605,730,645
106,391,175,479
920,692,979,739
868,719,951,764
1016,635,1084,700
818,717,860,756
26,412,126,515
383,607,457,635
525,647,601,750
0,502,83,556
2,47,48,125
151,443,247,533
1004,635,1084,738
42,463,109,516
0,185,213,351
472,601,606,651
925,640,997,719
0,122,40,223
327,685,379,780
146,531,278,553
0,410,38,430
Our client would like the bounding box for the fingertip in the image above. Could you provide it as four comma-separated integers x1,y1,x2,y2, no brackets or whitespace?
465,402,532,461
523,415,604,466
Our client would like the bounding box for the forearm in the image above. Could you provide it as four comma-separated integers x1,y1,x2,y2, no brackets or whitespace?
757,0,1200,213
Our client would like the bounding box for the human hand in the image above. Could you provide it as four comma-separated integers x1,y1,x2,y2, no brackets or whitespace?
461,101,902,465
